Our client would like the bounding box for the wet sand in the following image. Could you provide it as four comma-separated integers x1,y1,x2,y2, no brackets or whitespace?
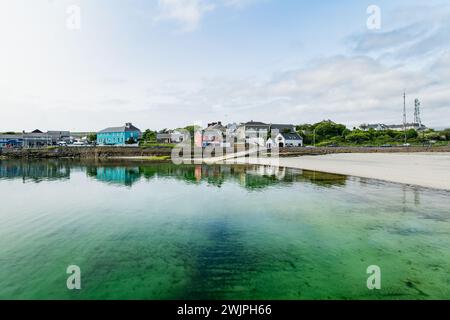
234,153,450,191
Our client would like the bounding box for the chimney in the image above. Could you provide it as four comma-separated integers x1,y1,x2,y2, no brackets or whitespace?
125,123,132,128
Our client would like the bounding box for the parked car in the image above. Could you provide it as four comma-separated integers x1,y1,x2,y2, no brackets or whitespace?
403,143,411,147
57,141,67,146
72,141,88,146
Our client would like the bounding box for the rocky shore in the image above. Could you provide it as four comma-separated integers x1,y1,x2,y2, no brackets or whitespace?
1,145,449,160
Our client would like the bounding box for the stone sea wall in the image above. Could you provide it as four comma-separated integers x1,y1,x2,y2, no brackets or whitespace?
1,145,449,159
0,147,173,159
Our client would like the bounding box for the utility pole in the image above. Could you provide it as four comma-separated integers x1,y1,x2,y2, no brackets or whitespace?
403,91,407,144
313,127,317,147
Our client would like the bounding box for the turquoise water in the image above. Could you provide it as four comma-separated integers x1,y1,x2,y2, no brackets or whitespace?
0,159,450,300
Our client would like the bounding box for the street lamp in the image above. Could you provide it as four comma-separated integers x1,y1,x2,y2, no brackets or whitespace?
313,127,317,147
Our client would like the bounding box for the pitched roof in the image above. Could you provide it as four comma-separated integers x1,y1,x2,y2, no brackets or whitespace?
279,132,303,140
47,131,71,136
156,133,171,139
270,124,295,132
98,123,141,133
205,123,226,132
245,121,268,126
0,134,23,139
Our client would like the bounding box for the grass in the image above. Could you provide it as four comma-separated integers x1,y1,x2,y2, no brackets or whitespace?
130,155,171,162
311,139,450,148
140,142,176,148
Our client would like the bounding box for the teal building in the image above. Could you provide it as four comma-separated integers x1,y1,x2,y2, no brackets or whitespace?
97,123,141,146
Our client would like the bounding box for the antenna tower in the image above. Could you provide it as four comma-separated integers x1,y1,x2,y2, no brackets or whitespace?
403,91,407,143
414,98,422,127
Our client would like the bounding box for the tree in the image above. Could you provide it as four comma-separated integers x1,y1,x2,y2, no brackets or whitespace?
405,129,418,140
296,124,313,132
442,128,450,140
142,129,156,142
183,125,202,140
313,120,347,142
87,133,97,143
345,130,371,144
424,131,443,141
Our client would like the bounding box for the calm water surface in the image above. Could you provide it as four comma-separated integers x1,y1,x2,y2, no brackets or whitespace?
0,159,450,299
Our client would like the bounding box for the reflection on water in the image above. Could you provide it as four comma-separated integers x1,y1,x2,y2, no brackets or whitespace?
1,159,450,300
0,159,348,190
0,160,71,182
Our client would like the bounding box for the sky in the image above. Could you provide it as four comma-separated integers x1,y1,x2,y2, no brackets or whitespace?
1,0,449,132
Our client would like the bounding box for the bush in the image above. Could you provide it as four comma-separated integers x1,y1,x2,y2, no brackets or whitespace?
345,131,371,143
442,128,450,140
406,129,418,140
424,131,445,141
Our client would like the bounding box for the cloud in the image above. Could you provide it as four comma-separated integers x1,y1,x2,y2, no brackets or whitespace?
154,0,265,32
154,0,215,32
223,0,265,9
144,54,450,128
350,5,450,62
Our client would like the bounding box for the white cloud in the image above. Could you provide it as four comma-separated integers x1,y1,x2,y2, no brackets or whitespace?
351,5,450,63
142,54,450,129
223,0,265,9
154,0,265,32
155,0,216,32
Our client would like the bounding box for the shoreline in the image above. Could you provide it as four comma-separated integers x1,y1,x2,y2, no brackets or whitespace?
2,147,450,191
231,152,450,191
1,145,450,159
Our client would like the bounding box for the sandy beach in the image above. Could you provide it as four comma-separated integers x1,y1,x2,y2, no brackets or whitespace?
230,152,450,191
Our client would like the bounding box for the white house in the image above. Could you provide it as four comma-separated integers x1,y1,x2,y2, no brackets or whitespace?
273,132,303,147
266,138,275,149
236,121,270,145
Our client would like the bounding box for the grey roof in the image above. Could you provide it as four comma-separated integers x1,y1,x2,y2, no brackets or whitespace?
386,123,426,129
47,131,71,136
98,123,141,133
280,132,303,141
245,121,268,126
205,123,227,132
0,134,23,140
270,124,295,132
242,121,270,131
360,124,386,128
23,132,50,138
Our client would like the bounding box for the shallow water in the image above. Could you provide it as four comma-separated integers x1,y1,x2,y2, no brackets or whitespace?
0,159,450,300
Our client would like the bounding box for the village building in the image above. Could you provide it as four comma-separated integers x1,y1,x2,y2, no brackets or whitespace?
0,134,23,148
236,121,270,146
97,123,141,146
156,130,188,144
266,132,303,148
360,123,427,132
201,122,227,147
47,131,72,145
22,131,52,148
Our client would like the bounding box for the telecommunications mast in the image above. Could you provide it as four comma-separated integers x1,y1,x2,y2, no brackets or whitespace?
414,98,422,127
403,91,407,143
